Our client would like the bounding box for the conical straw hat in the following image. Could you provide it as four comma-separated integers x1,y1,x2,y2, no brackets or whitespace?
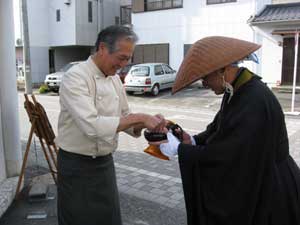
172,36,261,94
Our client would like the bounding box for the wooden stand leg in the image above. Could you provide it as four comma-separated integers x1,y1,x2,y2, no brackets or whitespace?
53,143,58,154
15,120,36,199
45,142,57,168
38,137,57,184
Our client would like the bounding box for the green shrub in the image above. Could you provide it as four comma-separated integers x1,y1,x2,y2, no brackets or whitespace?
39,84,49,94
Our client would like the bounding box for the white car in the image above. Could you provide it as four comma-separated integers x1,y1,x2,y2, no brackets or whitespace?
44,61,82,92
124,63,177,96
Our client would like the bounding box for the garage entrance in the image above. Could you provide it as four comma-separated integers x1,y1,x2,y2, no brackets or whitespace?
133,43,169,64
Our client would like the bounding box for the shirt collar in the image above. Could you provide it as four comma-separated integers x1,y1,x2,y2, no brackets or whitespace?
87,56,106,79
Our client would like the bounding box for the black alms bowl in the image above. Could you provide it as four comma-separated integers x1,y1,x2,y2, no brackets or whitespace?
144,130,167,142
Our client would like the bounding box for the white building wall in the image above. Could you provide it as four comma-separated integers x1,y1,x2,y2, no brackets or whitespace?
133,0,258,70
256,0,272,11
13,0,22,44
49,0,76,46
132,0,282,84
76,0,98,45
75,0,120,46
103,0,121,27
260,38,282,85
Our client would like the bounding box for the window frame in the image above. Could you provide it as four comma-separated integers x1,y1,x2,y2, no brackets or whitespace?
120,5,132,25
154,65,165,76
88,1,93,23
145,0,183,12
207,0,237,5
162,64,173,74
56,9,60,22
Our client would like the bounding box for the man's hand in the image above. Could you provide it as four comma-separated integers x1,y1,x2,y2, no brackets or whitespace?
117,113,164,133
143,114,165,131
152,114,167,132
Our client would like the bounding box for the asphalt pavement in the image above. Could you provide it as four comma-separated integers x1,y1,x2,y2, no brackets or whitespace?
0,85,300,225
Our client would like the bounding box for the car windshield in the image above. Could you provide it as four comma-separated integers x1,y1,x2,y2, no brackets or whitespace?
59,63,76,72
130,66,150,77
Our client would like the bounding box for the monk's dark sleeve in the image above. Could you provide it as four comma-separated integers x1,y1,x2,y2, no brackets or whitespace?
193,112,219,145
178,97,268,167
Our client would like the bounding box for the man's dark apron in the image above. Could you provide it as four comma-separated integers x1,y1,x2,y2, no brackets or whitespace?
57,149,122,225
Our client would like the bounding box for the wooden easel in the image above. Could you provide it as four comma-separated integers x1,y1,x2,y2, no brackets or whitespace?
15,94,58,199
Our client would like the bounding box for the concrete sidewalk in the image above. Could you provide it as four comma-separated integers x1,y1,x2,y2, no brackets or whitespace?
0,147,187,225
0,183,186,225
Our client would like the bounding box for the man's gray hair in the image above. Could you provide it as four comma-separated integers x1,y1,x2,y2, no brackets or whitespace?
95,25,138,53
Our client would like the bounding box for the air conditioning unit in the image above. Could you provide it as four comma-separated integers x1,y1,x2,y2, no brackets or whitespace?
64,0,71,5
16,38,23,46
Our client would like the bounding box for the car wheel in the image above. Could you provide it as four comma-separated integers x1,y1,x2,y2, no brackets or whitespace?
151,84,159,96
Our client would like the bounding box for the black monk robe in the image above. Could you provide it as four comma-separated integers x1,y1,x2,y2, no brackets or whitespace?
178,73,300,225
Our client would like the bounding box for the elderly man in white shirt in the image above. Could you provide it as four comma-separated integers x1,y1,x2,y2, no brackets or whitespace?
56,25,164,225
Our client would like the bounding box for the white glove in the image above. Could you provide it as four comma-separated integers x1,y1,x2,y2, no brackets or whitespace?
160,132,180,158
190,136,196,146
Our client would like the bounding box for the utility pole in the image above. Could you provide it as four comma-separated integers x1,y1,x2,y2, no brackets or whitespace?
21,0,32,94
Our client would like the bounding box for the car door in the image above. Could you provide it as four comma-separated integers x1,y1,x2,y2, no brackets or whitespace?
154,64,167,89
162,64,176,88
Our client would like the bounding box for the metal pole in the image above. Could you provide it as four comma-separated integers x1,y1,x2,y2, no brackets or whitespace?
96,0,100,32
100,0,104,30
21,0,32,94
291,31,299,113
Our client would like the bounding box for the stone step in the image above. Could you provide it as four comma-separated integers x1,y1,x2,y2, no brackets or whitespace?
28,183,48,202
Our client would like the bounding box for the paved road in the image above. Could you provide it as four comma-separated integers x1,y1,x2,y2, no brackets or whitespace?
1,86,299,225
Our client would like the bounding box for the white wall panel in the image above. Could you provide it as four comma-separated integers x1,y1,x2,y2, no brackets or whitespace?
132,0,282,84
49,0,76,46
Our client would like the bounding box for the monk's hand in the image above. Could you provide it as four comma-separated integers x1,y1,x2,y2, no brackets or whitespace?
181,130,193,144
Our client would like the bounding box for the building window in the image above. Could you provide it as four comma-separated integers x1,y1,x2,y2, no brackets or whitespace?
145,0,183,11
56,9,60,22
115,16,120,25
184,44,192,56
88,1,93,23
207,0,236,4
121,5,132,25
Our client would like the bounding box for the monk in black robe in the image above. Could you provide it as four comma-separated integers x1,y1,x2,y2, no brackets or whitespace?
150,36,300,225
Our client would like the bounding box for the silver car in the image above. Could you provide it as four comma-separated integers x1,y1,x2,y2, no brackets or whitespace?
44,61,83,92
124,63,177,96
